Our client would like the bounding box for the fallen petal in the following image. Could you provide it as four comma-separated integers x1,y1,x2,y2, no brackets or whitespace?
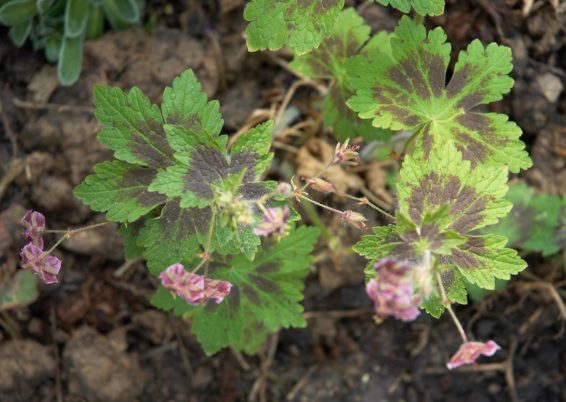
447,340,501,369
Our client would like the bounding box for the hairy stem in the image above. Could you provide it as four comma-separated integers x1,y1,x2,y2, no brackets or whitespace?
436,273,468,343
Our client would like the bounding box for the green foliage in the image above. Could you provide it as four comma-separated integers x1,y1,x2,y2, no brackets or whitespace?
244,0,345,55
354,141,527,315
486,182,566,256
76,69,321,355
0,271,39,311
372,0,444,16
0,0,144,85
75,69,280,272
290,8,392,141
347,17,531,173
151,226,320,355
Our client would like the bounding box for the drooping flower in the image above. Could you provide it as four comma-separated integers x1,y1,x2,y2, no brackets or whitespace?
159,263,232,305
204,277,234,303
303,177,336,194
366,258,421,322
333,139,360,165
341,210,368,230
253,205,290,236
21,210,46,248
20,242,61,284
446,340,501,370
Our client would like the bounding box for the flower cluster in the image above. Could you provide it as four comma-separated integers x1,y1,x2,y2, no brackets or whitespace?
159,263,233,305
20,211,61,284
254,205,290,236
366,258,421,322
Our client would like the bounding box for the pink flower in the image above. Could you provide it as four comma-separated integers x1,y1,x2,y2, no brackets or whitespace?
159,263,232,305
333,139,360,165
366,258,421,322
254,205,290,236
21,210,46,248
446,340,501,369
20,242,61,284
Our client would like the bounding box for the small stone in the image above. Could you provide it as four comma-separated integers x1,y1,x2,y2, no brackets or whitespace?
63,326,146,402
0,340,55,401
537,73,563,103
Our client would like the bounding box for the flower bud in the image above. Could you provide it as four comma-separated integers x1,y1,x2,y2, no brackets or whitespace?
341,210,368,230
333,139,360,164
303,177,335,194
276,182,293,197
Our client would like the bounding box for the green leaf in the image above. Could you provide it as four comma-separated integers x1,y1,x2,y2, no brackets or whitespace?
74,161,166,223
58,34,84,86
45,33,62,62
93,85,172,169
161,69,223,136
347,17,531,173
37,0,55,13
0,271,38,311
150,286,193,316
138,200,209,274
190,226,320,355
64,0,90,38
290,9,391,141
373,0,444,16
355,141,526,304
118,220,146,260
244,0,345,55
0,0,36,26
150,123,273,209
399,142,525,288
421,268,467,318
8,19,32,46
102,0,140,29
485,182,566,256
85,5,104,39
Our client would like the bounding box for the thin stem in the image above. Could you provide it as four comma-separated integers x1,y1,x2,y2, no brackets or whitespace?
299,194,343,216
44,221,110,235
299,198,335,243
191,209,217,275
436,273,468,343
414,14,425,25
339,192,395,221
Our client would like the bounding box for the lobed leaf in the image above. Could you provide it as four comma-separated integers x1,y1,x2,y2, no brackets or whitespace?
486,183,566,256
372,0,444,16
291,9,391,140
347,17,531,172
244,0,345,55
74,161,166,223
190,226,320,355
